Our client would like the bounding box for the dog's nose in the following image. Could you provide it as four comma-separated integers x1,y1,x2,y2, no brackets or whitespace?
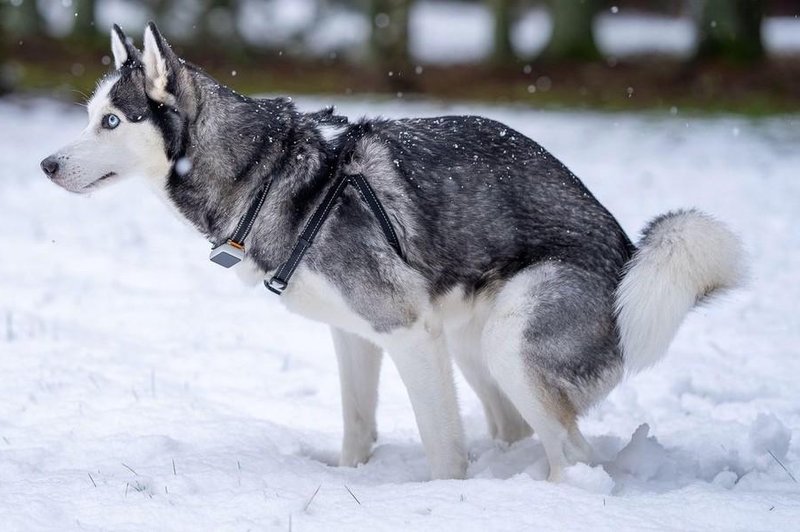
40,156,59,178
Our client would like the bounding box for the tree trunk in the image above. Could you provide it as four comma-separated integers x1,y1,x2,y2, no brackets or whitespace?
694,0,764,64
0,2,10,94
150,0,172,21
72,0,96,34
196,0,246,57
12,0,45,38
71,0,101,46
541,0,600,62
369,0,413,71
491,0,515,66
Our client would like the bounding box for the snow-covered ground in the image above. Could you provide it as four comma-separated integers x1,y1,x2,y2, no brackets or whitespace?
0,96,799,531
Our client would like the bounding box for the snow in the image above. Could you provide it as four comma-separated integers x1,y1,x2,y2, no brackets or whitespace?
750,413,792,463
1,96,799,530
562,463,615,495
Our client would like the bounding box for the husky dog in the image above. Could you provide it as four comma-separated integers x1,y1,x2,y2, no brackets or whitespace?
41,23,743,481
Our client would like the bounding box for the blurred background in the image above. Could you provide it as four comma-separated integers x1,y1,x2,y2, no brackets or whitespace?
1,0,799,114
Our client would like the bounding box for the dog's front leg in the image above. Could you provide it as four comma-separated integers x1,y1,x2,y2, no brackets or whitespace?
331,327,382,467
388,336,467,480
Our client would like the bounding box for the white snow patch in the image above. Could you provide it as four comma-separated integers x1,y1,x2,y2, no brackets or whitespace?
174,157,192,176
750,413,792,461
711,470,738,489
608,424,671,482
562,463,615,495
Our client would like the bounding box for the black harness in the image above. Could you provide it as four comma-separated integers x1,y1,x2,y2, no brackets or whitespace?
209,166,402,296
266,171,402,294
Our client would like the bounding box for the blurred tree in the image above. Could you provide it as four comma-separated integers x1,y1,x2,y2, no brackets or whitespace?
197,0,245,54
541,0,601,62
71,0,102,46
0,2,9,95
369,0,414,71
149,0,172,20
7,0,45,38
694,0,764,63
490,0,515,66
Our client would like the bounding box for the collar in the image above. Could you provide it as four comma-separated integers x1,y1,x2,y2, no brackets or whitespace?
206,120,296,267
208,178,274,268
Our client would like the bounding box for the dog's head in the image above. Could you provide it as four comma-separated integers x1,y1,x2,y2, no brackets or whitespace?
40,23,193,193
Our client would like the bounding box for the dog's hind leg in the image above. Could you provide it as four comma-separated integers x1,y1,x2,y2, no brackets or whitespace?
387,334,467,479
450,334,531,443
331,327,383,467
486,351,574,481
484,263,623,481
567,423,593,464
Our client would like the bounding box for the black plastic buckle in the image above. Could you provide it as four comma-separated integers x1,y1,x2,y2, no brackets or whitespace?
264,276,287,295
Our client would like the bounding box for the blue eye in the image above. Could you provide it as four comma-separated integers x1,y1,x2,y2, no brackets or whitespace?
102,113,120,129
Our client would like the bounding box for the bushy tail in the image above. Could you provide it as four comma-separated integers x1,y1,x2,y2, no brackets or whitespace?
615,210,745,374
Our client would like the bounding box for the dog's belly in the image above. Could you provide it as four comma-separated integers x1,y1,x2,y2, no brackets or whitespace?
281,268,405,345
281,268,495,351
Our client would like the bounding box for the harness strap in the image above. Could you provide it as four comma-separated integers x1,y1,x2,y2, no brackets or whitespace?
265,173,402,295
208,179,273,268
209,115,297,267
230,180,272,245
349,173,402,256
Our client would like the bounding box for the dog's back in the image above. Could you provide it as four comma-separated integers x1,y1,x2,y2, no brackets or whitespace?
338,116,635,297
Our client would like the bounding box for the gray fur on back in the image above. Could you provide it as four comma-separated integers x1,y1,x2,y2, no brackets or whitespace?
337,116,635,297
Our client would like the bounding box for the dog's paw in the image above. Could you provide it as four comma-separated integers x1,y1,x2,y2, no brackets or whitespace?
339,443,372,468
339,430,376,467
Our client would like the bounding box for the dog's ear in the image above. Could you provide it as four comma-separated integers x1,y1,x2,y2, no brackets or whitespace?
110,24,140,69
142,21,181,105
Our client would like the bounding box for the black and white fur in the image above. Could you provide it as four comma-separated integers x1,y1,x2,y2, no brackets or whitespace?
41,24,745,481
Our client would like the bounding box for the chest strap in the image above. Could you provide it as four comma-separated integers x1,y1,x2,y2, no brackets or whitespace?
265,173,402,295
